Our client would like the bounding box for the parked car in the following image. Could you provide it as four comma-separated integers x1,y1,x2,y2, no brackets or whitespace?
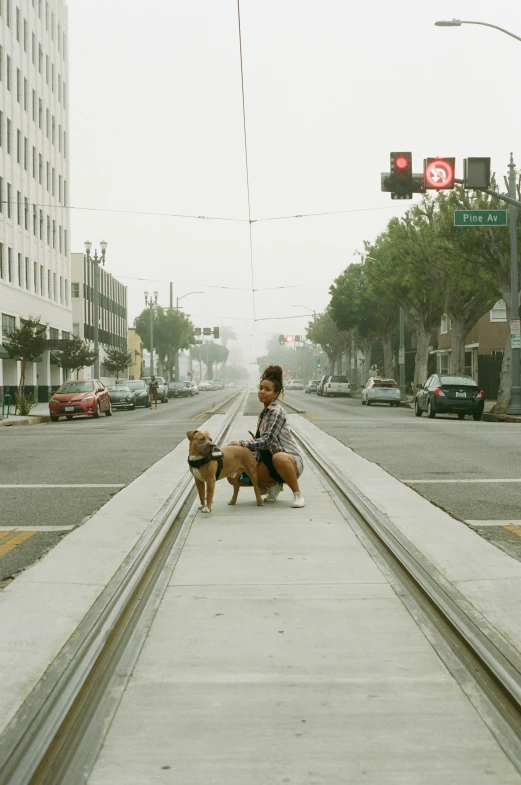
415,373,485,420
362,377,401,407
323,375,351,397
168,381,191,398
199,380,215,391
316,376,328,396
117,379,149,407
189,381,199,395
286,379,304,391
305,380,320,394
183,381,195,396
108,385,136,410
49,380,112,422
213,379,225,390
142,375,168,403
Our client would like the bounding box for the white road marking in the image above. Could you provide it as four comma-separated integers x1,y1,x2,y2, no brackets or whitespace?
0,525,75,531
0,484,125,489
466,520,521,527
404,478,521,484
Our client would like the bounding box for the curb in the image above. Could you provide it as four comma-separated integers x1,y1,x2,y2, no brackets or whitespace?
0,415,50,427
280,399,306,414
482,412,521,424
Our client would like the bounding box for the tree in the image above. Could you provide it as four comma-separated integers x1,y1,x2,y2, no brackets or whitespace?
103,346,133,379
4,317,47,412
53,337,98,380
305,311,349,375
135,306,195,380
200,340,229,379
219,326,238,348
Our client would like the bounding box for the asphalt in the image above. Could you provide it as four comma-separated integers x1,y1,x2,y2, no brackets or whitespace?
0,390,238,585
283,390,521,564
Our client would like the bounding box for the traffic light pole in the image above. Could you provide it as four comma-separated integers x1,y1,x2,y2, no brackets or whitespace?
399,306,407,402
507,158,521,414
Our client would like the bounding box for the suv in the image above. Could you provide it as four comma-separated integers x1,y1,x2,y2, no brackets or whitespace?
287,379,304,391
305,380,319,394
142,376,168,403
323,375,351,398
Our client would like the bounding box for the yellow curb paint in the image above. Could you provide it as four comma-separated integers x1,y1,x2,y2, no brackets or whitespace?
0,530,36,557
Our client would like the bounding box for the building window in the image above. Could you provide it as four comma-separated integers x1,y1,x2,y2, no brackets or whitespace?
53,272,56,301
25,257,29,290
46,108,49,137
2,314,16,335
23,77,27,110
32,32,35,64
64,279,68,306
24,196,28,229
38,98,42,128
57,74,61,103
23,18,27,50
47,215,51,245
63,180,67,205
34,261,38,292
15,5,20,39
16,129,21,162
8,248,12,282
32,89,36,121
6,118,11,153
45,54,49,84
38,153,42,183
64,229,68,254
58,124,61,151
59,225,62,252
47,269,51,298
40,264,44,295
71,282,80,298
0,178,3,213
6,0,11,26
0,111,2,146
58,174,62,202
33,204,37,235
16,68,20,101
491,300,507,322
52,115,55,144
46,161,50,191
52,219,56,248
38,44,42,74
0,244,3,279
51,63,55,92
52,167,55,196
6,54,11,90
59,276,63,303
72,323,79,337
18,253,22,286
16,191,21,224
7,183,11,218
24,136,28,169
39,209,43,239
32,146,36,177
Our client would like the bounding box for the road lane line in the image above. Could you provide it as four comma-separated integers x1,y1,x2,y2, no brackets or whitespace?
403,478,521,484
0,532,12,541
0,531,36,557
502,525,521,538
466,520,521,527
0,484,125,489
0,526,75,532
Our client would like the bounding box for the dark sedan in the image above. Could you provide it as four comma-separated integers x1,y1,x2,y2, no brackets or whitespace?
415,373,485,420
168,381,191,398
108,385,136,410
116,379,149,407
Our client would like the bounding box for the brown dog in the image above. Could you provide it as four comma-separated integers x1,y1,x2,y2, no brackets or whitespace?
186,430,264,513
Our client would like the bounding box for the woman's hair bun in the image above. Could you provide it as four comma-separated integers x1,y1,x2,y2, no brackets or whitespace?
261,365,284,395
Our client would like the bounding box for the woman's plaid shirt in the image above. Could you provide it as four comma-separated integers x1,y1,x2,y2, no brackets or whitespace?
240,401,304,475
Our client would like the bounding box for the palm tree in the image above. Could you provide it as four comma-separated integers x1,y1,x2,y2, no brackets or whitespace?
220,325,238,348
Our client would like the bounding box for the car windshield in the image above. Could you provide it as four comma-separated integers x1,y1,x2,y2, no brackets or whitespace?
330,376,349,383
122,381,145,390
57,382,94,394
440,376,477,387
373,379,397,386
110,386,129,392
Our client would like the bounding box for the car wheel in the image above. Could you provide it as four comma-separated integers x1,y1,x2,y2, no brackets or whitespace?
473,412,482,421
457,412,465,420
105,403,112,416
427,399,436,419
131,403,136,410
394,402,400,408
50,416,59,422
414,399,423,417
93,402,101,418
361,397,366,405
366,400,371,406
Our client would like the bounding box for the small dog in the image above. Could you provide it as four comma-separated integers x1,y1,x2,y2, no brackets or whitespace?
186,430,264,513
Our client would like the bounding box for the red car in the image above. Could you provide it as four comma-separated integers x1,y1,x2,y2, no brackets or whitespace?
49,379,112,422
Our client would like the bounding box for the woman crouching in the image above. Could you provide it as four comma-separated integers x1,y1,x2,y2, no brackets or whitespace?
229,365,305,508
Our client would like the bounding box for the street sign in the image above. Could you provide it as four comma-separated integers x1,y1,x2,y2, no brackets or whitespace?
511,319,521,350
454,210,507,227
424,158,455,190
398,346,405,365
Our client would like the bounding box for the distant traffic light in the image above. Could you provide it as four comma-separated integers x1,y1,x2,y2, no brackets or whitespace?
390,152,413,199
284,335,295,343
317,361,321,368
279,335,285,345
213,327,220,339
424,157,455,190
295,335,301,342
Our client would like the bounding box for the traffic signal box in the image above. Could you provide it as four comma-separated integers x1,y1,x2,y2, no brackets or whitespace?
390,152,413,199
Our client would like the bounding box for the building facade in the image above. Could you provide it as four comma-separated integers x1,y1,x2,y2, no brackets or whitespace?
71,251,128,382
127,327,143,380
0,0,71,401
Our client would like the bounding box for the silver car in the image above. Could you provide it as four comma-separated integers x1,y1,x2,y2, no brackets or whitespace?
361,377,401,407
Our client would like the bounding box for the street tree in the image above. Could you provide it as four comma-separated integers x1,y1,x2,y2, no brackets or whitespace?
135,307,195,380
305,311,349,376
4,317,47,411
53,336,98,380
103,347,133,380
219,326,238,348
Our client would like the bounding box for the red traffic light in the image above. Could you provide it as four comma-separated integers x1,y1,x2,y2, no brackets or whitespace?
395,156,409,169
285,335,295,343
424,158,455,190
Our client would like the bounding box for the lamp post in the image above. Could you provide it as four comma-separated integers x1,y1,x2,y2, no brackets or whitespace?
435,18,521,414
84,239,107,380
144,291,158,376
175,291,204,381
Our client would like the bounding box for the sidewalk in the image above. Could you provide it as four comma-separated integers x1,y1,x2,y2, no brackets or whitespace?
0,402,50,427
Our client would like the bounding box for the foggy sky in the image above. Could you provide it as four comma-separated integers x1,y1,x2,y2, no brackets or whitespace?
68,0,521,364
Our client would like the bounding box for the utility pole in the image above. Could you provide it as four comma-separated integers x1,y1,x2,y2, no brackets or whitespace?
144,291,158,376
399,306,407,401
508,154,521,414
84,240,108,380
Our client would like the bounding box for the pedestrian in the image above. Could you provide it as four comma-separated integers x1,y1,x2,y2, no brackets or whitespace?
148,375,159,409
229,364,305,508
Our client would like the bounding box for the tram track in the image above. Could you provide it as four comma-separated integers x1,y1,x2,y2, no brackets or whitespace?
291,420,521,774
0,391,247,785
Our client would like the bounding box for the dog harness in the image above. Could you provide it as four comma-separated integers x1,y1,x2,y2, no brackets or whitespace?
188,448,224,480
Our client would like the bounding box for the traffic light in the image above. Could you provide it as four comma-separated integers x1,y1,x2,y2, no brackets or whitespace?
317,361,321,368
284,335,295,343
390,152,413,199
213,327,220,339
279,335,285,345
464,157,490,189
424,158,455,190
194,327,201,336
295,335,301,342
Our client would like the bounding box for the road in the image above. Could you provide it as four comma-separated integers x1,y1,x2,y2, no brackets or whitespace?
283,390,521,563
0,390,237,585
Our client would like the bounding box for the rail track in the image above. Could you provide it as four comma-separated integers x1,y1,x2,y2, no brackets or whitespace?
2,393,521,782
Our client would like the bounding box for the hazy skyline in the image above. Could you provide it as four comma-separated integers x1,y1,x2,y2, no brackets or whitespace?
68,0,521,363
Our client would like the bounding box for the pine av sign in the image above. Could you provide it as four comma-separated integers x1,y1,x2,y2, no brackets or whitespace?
454,210,508,227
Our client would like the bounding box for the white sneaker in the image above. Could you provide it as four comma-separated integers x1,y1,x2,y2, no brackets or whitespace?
292,492,305,508
265,483,283,502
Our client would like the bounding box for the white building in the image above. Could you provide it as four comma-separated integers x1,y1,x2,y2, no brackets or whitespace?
0,0,71,401
71,251,128,383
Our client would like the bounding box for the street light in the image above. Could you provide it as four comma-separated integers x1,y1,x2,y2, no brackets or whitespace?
144,290,158,376
435,18,521,414
175,291,204,381
292,304,317,316
84,239,108,379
